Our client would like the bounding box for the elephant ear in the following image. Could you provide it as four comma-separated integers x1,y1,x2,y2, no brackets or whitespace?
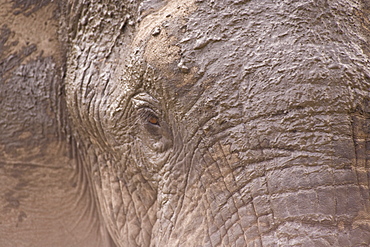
0,0,66,162
0,1,116,246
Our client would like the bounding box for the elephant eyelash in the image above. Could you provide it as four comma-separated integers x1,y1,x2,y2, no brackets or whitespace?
139,109,161,127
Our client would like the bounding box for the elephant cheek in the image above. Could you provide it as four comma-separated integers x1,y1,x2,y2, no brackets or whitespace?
151,142,248,246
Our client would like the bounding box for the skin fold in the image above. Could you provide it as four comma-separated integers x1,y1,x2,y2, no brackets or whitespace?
1,0,370,246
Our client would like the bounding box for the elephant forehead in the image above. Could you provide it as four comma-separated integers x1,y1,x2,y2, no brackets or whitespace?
132,0,197,71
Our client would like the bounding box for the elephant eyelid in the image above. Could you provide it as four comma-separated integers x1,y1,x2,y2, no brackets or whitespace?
132,94,162,128
132,93,159,109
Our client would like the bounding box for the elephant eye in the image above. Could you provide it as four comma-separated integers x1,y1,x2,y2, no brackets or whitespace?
139,110,161,130
147,114,159,126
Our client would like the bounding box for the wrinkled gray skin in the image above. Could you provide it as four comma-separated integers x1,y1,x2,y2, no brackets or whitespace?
1,0,370,246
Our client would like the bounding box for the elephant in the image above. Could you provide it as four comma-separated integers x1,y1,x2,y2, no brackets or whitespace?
1,0,370,246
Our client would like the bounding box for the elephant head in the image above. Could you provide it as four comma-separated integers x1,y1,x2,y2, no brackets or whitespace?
65,0,370,246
